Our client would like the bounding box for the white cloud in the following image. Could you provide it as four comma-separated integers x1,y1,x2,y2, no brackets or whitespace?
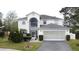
0,0,79,18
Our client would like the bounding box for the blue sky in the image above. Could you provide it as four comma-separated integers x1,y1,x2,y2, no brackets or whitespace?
0,0,79,18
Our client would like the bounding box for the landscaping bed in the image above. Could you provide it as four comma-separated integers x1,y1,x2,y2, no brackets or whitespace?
0,38,41,51
67,39,79,51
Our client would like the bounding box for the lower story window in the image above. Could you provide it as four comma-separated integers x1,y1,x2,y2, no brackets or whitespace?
20,29,27,34
44,21,46,24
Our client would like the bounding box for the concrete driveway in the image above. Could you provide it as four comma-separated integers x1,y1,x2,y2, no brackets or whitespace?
38,41,71,51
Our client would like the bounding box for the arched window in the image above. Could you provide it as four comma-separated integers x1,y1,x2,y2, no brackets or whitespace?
30,18,38,27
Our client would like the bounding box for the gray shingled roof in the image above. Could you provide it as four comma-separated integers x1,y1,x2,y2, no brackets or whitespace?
18,14,63,21
40,15,63,20
40,24,68,30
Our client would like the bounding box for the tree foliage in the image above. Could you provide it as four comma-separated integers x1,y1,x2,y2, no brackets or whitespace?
0,12,3,27
60,7,79,33
4,11,18,31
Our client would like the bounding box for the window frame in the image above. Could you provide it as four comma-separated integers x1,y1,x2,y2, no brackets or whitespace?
43,21,46,24
22,21,26,25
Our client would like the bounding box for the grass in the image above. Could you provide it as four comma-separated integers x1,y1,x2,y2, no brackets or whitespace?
0,37,41,51
67,39,79,51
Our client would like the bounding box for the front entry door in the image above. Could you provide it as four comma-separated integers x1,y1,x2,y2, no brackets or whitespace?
32,32,36,37
30,31,38,40
30,30,37,37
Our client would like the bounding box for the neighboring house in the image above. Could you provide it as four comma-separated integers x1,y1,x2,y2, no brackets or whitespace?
18,12,75,41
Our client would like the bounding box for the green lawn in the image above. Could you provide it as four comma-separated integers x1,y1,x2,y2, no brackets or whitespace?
0,37,41,51
67,39,79,51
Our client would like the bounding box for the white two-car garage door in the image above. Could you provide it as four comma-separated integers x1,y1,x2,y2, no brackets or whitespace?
44,31,65,41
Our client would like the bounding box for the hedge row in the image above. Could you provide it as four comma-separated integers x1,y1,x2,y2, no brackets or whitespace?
8,31,32,43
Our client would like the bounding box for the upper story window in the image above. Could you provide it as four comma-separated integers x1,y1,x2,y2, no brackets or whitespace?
22,21,26,25
43,21,46,24
30,18,38,27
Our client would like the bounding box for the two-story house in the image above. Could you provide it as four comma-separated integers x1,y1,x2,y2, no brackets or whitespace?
18,12,72,41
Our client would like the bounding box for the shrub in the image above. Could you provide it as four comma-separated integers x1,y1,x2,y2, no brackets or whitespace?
66,35,70,41
27,33,31,36
0,31,4,37
23,36,31,41
39,35,43,41
23,33,32,42
76,31,79,39
8,31,23,43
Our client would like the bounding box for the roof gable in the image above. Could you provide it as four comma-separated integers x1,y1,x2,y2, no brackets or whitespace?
26,11,39,16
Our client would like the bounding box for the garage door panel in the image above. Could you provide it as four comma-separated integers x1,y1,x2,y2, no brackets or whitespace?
44,31,65,41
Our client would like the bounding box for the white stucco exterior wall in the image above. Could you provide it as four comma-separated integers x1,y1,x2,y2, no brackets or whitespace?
38,30,43,35
40,20,44,25
18,12,40,34
69,33,75,39
65,29,75,39
18,19,28,31
46,20,55,24
57,20,64,26
40,19,64,26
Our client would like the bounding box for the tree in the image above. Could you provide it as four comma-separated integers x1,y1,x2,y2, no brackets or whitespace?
0,12,3,27
4,11,18,31
60,7,79,33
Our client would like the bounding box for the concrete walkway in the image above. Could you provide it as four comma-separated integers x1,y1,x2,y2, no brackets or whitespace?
38,41,71,51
